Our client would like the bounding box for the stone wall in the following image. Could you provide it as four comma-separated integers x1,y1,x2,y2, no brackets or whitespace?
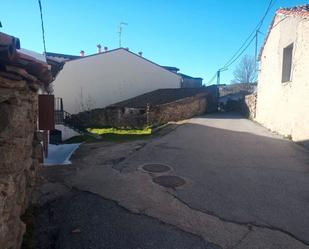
70,92,211,129
241,93,257,119
69,106,147,129
219,83,256,97
149,94,207,126
0,75,42,249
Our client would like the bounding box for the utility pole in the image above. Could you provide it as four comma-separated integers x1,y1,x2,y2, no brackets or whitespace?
216,68,228,85
255,30,258,62
217,70,221,85
118,22,128,48
254,30,259,71
255,30,263,70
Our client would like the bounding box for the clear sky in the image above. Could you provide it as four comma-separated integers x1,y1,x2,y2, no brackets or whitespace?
1,0,305,84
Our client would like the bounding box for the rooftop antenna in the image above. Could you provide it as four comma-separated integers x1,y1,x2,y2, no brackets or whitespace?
118,22,128,48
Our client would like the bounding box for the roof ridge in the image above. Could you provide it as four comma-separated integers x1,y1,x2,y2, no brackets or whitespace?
278,4,309,11
276,4,309,17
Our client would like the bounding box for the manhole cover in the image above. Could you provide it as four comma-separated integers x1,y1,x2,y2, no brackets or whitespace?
152,175,185,188
142,163,171,173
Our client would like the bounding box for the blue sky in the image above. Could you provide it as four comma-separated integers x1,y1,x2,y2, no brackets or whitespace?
1,0,305,84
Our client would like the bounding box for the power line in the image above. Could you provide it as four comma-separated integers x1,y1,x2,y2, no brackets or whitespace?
225,34,256,69
207,0,277,84
223,0,276,69
207,72,217,85
38,0,47,56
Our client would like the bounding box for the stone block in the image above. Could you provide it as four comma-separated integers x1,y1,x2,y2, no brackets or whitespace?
0,75,41,248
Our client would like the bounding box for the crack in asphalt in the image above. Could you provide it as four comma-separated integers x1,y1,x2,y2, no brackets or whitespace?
111,124,184,173
111,142,147,172
43,163,309,248
37,181,215,247
168,191,309,247
42,122,309,248
68,186,221,249
227,230,252,249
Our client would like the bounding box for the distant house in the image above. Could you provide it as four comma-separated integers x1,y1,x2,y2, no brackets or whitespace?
256,5,309,145
179,73,203,88
48,48,182,114
162,66,203,88
161,66,180,74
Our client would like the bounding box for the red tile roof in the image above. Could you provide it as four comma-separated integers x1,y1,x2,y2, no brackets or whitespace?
277,5,309,17
0,32,63,85
258,5,309,61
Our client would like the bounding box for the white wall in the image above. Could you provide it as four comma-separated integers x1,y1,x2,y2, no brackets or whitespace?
53,49,181,114
55,124,80,141
256,14,309,143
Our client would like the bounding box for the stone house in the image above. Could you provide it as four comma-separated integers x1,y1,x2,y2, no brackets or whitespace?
0,32,61,249
256,5,309,146
48,48,183,114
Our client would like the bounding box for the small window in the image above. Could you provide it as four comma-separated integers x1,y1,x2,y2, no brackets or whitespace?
281,43,293,83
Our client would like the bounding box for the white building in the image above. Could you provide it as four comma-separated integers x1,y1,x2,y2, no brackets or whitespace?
49,48,182,114
256,5,309,146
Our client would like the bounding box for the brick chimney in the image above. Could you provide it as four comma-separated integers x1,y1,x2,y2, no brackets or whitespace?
80,50,85,56
97,44,101,53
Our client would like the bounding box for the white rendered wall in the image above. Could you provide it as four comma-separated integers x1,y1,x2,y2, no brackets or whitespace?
256,14,309,143
55,124,80,141
53,49,181,114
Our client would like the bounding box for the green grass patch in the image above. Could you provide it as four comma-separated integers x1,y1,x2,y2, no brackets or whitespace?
87,127,152,136
63,127,153,144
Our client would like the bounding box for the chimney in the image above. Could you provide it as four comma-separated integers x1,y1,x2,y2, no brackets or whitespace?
80,50,85,56
138,51,143,57
104,46,108,52
97,44,102,53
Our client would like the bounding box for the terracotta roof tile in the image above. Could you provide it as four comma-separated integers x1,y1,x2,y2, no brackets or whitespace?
258,5,309,61
277,4,309,17
0,32,63,84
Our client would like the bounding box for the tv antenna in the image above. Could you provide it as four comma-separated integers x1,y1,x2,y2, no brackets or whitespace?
118,22,128,48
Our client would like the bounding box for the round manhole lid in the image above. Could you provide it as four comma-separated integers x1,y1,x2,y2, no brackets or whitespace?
142,163,171,173
152,175,186,188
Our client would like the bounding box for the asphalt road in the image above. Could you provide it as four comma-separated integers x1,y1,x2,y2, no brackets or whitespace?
120,112,309,245
38,112,309,248
34,190,219,249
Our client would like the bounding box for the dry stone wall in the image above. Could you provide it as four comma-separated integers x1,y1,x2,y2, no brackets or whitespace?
241,93,257,119
0,75,42,249
70,93,210,129
149,94,207,126
69,106,147,129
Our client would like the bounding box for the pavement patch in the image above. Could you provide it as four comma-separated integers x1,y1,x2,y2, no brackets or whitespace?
153,175,186,188
32,190,217,249
142,163,171,173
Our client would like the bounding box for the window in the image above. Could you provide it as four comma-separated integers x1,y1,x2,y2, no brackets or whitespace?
281,43,293,83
